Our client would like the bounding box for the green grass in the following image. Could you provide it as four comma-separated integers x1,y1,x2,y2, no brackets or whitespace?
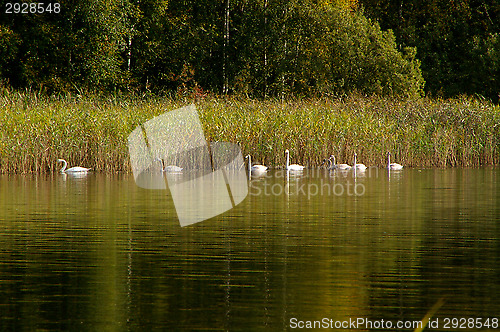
0,89,499,173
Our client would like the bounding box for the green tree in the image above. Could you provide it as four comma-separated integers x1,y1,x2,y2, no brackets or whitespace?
75,0,134,89
130,0,224,93
0,0,136,92
0,1,72,90
0,26,20,86
231,0,424,97
0,0,425,98
360,0,500,101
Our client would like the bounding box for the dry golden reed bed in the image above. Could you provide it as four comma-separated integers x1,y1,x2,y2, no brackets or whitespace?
0,90,498,173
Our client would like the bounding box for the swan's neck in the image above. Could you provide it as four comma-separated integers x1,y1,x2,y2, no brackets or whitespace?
388,154,391,167
286,152,290,169
60,160,67,173
248,155,252,168
354,154,357,166
332,155,336,166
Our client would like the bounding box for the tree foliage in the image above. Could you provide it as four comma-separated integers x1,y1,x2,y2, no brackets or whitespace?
0,0,431,98
360,0,500,101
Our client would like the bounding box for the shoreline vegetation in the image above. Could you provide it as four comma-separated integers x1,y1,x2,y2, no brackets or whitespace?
0,91,499,174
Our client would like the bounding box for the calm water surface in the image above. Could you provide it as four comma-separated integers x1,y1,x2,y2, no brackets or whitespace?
0,168,499,331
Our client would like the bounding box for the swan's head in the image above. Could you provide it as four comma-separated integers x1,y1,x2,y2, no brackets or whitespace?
285,149,289,154
245,155,250,159
329,155,335,160
57,159,64,163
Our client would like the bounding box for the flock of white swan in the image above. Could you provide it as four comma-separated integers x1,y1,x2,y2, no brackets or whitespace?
57,150,402,175
246,149,403,174
322,152,403,171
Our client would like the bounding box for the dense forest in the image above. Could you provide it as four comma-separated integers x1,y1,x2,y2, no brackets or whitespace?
0,0,498,101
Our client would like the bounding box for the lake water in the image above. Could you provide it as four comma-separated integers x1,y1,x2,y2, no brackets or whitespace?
0,168,499,331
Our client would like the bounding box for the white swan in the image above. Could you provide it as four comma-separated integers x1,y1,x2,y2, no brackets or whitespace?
322,158,334,170
330,155,352,170
57,159,91,174
164,165,183,172
353,153,367,171
387,152,403,170
285,149,305,171
245,155,268,173
156,158,183,172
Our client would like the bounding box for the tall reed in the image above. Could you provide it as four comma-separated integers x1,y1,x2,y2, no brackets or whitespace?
199,95,500,168
0,90,181,173
0,90,498,174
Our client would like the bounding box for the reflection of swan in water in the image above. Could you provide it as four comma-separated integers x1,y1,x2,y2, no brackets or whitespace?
353,153,367,171
387,152,403,170
156,158,183,172
286,170,304,178
65,172,89,179
245,155,268,173
249,171,267,179
57,159,91,174
329,168,350,178
285,149,304,171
